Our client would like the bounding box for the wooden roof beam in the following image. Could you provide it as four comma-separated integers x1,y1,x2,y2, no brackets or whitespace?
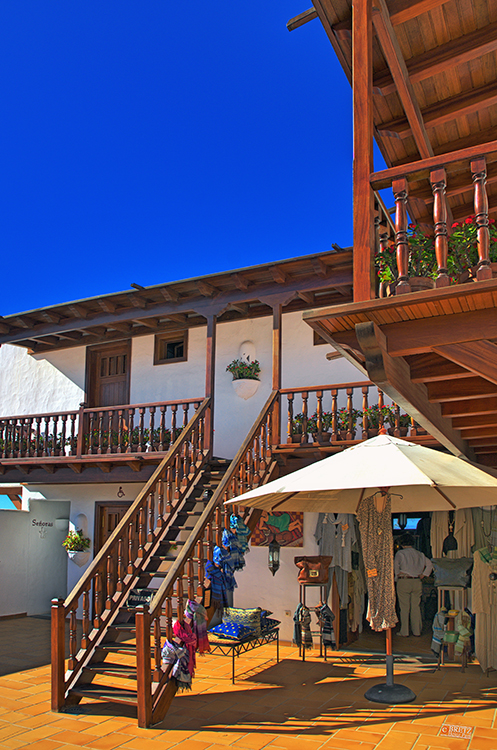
312,258,328,277
134,318,159,330
226,302,249,315
166,313,188,325
159,287,179,303
427,377,497,403
453,414,497,430
375,21,497,95
287,7,318,32
452,201,497,222
372,0,433,160
433,341,497,387
127,294,147,309
379,81,497,140
297,291,315,305
110,322,132,334
99,299,116,314
11,317,33,329
231,273,249,291
387,0,451,26
272,267,288,284
197,280,218,297
409,162,497,204
442,397,497,418
0,322,10,334
409,353,475,383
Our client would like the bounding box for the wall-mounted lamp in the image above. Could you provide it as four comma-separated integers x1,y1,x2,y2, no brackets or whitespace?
268,537,281,576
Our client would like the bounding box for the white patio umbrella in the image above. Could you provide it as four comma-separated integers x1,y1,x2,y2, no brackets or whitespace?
226,434,497,704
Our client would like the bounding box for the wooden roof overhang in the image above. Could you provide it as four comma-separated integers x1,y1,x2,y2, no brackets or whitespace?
303,278,497,468
0,250,352,354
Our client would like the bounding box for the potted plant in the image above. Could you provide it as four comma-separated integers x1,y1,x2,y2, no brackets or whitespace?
63,529,91,567
363,404,395,437
310,411,332,443
337,407,361,440
226,357,261,400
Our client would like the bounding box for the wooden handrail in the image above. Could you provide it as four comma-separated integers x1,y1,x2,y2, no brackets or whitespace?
148,390,279,619
82,397,202,414
0,408,78,421
64,397,211,611
280,380,373,394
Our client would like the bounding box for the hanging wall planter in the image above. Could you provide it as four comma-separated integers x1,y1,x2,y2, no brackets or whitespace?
67,550,90,567
232,378,260,400
226,355,261,401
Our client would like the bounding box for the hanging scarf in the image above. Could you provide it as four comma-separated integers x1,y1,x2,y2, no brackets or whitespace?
186,599,210,654
230,514,250,554
205,560,230,607
213,545,237,592
431,611,446,655
222,528,246,571
298,605,313,650
161,640,191,691
172,620,197,677
317,603,336,647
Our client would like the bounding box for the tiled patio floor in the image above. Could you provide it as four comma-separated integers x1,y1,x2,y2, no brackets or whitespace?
1,617,497,750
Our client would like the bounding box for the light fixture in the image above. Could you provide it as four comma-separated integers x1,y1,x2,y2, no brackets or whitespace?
117,487,125,498
268,537,280,576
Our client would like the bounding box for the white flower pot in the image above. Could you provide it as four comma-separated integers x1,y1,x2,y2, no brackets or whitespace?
67,551,90,567
232,378,260,400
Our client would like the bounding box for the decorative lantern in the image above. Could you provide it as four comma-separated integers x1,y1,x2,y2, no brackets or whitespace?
268,537,280,576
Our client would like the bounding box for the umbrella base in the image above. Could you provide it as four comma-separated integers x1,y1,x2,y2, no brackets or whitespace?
364,683,416,704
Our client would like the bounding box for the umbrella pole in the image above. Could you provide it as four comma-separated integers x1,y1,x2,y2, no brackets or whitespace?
364,628,417,705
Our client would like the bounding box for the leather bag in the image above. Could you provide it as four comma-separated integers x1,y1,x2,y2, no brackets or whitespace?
294,555,333,584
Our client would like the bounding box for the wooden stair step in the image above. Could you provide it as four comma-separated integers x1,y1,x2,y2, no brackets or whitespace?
84,662,137,678
69,683,137,706
99,641,138,654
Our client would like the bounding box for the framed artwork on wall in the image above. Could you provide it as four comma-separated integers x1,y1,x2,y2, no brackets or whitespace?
251,511,304,548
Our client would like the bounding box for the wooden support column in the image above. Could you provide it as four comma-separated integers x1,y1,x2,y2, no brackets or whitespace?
352,0,375,302
272,304,282,445
204,314,216,458
51,598,66,711
431,168,450,287
135,605,152,728
472,157,492,280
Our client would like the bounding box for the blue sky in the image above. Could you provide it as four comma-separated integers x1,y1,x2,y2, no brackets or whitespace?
1,2,385,315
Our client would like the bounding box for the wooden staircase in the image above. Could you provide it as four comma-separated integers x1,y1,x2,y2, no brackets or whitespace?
52,391,281,727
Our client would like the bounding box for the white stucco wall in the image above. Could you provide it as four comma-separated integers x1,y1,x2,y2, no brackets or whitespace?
0,494,70,617
0,344,85,416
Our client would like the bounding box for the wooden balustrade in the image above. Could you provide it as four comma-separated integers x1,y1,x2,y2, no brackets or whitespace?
134,390,280,727
0,398,201,460
371,149,495,295
282,381,416,443
51,398,211,711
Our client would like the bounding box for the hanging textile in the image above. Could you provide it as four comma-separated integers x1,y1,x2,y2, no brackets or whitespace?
293,604,313,649
317,603,336,647
205,558,230,607
172,619,197,677
230,514,251,554
431,510,475,557
356,492,398,632
213,545,237,592
185,599,210,654
472,547,497,672
161,640,192,691
315,513,357,572
472,507,497,551
348,569,366,634
222,528,246,571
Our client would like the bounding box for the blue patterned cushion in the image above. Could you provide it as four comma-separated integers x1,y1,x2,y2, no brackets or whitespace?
222,607,262,636
209,622,252,639
260,609,273,629
262,617,280,632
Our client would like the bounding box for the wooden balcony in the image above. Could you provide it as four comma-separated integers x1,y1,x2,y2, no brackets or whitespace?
0,398,203,483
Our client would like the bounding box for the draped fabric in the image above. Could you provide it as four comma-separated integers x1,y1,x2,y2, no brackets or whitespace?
205,560,230,607
472,548,497,672
222,528,246,571
161,641,192,691
431,510,475,558
315,513,357,572
230,514,251,554
213,545,237,592
356,493,398,632
172,620,197,677
317,603,335,647
185,599,210,654
472,507,497,551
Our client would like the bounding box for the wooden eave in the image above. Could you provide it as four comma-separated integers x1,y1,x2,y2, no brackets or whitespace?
0,250,353,353
303,280,497,466
291,0,497,225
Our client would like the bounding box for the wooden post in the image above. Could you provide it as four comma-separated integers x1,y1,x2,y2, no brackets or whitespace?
352,0,375,302
51,598,66,711
393,178,411,294
76,402,86,458
135,605,152,728
472,157,492,281
430,168,450,287
204,314,216,458
272,304,282,445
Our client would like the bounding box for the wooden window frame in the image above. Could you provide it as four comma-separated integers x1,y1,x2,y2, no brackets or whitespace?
154,330,188,365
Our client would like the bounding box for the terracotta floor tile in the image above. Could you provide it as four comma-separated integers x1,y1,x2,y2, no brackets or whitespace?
85,735,143,750
231,734,279,749
14,741,62,750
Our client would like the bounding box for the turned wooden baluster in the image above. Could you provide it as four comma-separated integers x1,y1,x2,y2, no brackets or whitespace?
301,391,309,444
159,406,167,451
196,538,205,598
165,464,173,516
138,507,146,558
128,521,135,574
362,386,370,439
43,416,50,457
187,557,195,600
316,390,323,437
176,576,184,622
378,389,385,431
68,606,78,669
137,408,145,452
126,408,135,453
287,393,294,443
393,403,401,437
331,389,338,441
246,441,254,490
266,409,273,456
393,177,411,294
157,479,164,528
0,422,6,459
171,405,178,445
183,403,189,430
94,571,102,627
149,406,156,451
117,538,124,592
472,157,492,280
430,167,450,287
346,387,354,440
253,433,261,486
197,408,205,460
117,409,124,453
81,588,90,649
181,430,190,487
60,415,67,457
69,413,77,454
410,415,417,437
35,417,42,456
215,506,222,547
206,521,213,561
106,555,113,609
148,490,155,542
97,412,105,454
88,412,96,454
153,616,162,680
165,596,173,642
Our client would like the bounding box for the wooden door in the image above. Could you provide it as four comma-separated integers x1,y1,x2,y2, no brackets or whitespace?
95,502,132,551
87,341,131,408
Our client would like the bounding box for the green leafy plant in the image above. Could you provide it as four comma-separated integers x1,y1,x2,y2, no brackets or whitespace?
226,358,261,381
363,404,394,429
62,529,91,552
336,407,362,432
